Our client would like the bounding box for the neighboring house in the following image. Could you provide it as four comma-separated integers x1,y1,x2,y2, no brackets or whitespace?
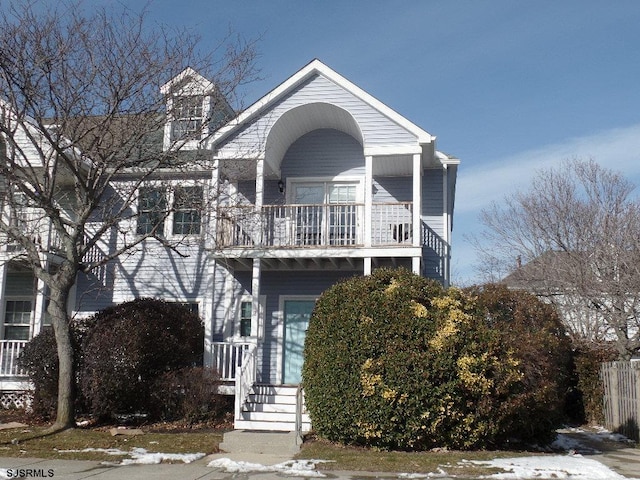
502,252,628,346
0,59,459,429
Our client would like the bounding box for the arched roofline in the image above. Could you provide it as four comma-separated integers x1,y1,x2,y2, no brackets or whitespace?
265,102,364,176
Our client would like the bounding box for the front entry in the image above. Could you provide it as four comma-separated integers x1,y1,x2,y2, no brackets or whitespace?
282,300,315,384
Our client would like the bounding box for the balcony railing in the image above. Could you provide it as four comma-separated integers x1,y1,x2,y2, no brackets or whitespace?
0,340,28,377
217,202,413,248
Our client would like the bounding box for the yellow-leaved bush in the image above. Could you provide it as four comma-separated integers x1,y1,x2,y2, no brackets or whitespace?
302,268,571,450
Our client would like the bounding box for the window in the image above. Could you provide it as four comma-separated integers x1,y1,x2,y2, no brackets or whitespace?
137,187,167,235
239,301,252,337
173,186,203,235
4,300,32,340
171,96,204,141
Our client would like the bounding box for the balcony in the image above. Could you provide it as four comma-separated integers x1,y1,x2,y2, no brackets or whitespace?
217,202,413,249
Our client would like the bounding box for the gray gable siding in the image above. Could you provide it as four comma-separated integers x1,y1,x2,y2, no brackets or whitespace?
372,176,412,203
216,74,418,158
281,129,365,178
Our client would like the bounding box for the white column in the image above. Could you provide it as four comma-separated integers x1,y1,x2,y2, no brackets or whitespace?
210,158,220,250
251,257,261,341
412,153,422,275
442,164,450,287
364,155,373,247
364,155,373,274
251,156,264,342
364,257,372,276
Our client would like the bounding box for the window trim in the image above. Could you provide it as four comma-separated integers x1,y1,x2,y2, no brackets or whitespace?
170,94,207,142
3,297,33,341
235,295,266,340
136,182,206,238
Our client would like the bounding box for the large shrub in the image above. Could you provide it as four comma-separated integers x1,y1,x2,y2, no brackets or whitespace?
79,298,204,420
19,317,95,419
303,269,571,450
571,343,617,424
468,284,573,444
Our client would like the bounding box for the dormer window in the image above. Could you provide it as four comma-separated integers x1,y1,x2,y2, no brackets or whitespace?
171,95,206,142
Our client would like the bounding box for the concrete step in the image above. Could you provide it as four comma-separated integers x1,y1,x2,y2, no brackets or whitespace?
219,430,301,455
243,401,298,413
234,419,312,433
240,410,310,422
247,393,299,405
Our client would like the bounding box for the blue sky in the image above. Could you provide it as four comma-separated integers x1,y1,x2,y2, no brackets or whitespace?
73,1,640,283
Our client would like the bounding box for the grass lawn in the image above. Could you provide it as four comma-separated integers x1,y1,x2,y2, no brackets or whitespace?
0,425,223,462
297,437,539,476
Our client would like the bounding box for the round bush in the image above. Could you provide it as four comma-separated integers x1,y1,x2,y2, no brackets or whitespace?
302,269,571,450
79,298,204,420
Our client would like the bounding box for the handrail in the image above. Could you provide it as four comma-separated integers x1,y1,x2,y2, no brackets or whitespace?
295,384,304,445
234,344,257,421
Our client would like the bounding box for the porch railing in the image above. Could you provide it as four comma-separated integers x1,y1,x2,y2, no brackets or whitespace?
0,340,28,377
210,341,252,381
217,202,413,248
235,344,257,421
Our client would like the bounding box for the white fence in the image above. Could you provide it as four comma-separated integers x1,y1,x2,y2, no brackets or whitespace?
601,361,640,441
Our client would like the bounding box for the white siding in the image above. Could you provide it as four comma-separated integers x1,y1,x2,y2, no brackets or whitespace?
216,74,418,159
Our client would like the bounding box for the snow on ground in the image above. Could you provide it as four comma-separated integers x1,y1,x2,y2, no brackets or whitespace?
56,447,205,465
207,458,332,477
469,455,630,479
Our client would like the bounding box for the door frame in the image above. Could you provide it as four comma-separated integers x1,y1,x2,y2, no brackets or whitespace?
276,295,317,384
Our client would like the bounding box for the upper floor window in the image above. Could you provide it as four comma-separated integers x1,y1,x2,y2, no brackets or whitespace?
171,96,205,142
136,184,204,237
173,186,203,235
136,187,167,236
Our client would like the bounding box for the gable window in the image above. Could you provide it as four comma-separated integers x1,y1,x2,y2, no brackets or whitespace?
173,186,203,235
171,96,205,141
137,187,167,235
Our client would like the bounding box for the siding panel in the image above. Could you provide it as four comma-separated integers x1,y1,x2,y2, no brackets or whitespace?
217,74,418,159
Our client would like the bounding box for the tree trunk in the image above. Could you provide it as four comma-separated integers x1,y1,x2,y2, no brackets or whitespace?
47,280,76,431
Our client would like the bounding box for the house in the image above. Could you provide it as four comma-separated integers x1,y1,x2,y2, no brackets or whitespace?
0,59,459,430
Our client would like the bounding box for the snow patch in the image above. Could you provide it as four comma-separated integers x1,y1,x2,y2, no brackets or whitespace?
57,447,205,465
207,458,332,477
470,455,629,479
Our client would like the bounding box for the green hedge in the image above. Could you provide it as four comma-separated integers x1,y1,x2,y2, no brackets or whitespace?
302,269,571,450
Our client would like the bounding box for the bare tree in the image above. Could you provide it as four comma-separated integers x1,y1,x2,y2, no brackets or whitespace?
0,1,258,430
475,158,640,359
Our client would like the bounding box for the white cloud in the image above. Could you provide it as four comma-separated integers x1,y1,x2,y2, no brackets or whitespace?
452,123,640,284
457,123,640,214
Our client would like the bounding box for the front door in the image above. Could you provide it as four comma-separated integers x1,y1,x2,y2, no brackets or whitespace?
282,300,315,384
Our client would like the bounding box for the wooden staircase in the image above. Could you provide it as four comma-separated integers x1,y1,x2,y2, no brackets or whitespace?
235,384,311,432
